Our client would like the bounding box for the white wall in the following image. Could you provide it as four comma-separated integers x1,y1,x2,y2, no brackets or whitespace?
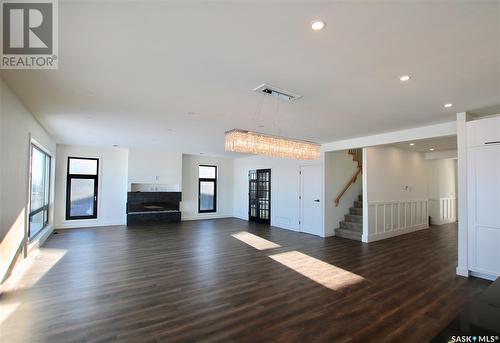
427,158,457,225
181,154,234,220
427,158,457,199
55,144,128,229
364,146,429,242
128,148,182,191
456,112,470,277
324,150,362,236
233,155,322,233
0,78,56,282
366,146,428,201
425,149,457,160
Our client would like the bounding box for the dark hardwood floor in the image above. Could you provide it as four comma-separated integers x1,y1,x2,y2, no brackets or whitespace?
0,219,490,342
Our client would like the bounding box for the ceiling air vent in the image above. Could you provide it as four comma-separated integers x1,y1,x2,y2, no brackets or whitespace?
253,83,302,102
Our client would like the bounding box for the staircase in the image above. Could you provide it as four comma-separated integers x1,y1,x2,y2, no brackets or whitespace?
334,194,363,241
335,149,362,207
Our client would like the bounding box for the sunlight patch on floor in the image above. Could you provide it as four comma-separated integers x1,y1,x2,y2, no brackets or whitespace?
232,232,281,250
0,302,20,325
0,209,26,281
1,248,67,293
269,251,365,291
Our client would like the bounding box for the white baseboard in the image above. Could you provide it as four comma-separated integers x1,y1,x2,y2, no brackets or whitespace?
455,266,469,277
365,224,428,242
56,222,125,229
28,224,54,253
469,270,498,281
431,218,457,226
361,233,369,243
323,226,335,237
273,223,299,233
181,214,233,221
323,231,335,238
233,213,248,221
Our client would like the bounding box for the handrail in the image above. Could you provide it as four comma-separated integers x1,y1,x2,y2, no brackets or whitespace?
347,149,362,168
335,148,363,207
335,167,361,207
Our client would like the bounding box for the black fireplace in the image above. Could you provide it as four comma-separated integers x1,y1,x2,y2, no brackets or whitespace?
126,192,181,226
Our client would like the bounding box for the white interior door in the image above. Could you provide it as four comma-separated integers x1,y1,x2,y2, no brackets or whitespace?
300,165,322,236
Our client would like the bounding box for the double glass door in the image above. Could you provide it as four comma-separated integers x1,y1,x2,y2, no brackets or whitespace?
249,169,271,224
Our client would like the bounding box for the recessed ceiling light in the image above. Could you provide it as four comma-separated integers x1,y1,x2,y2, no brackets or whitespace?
400,75,411,82
409,143,415,146
311,20,325,31
429,148,435,151
444,103,453,108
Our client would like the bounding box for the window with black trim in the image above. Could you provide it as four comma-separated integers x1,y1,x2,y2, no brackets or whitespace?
198,165,217,213
66,157,99,220
29,144,51,239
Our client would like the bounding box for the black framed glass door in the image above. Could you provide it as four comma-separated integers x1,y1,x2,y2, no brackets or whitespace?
249,169,271,224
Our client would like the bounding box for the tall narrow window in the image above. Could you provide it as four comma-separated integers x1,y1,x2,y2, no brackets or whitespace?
29,144,51,239
198,165,217,213
66,157,99,220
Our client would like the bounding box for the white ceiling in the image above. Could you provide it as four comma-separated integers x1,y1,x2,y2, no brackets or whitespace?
391,135,457,153
1,1,499,156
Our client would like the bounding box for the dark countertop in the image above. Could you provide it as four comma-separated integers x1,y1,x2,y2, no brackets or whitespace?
432,277,500,342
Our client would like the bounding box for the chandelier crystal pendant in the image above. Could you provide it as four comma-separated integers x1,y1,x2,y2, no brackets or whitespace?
224,129,320,160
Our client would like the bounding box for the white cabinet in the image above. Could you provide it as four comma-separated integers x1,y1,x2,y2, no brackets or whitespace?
467,116,500,147
467,119,500,277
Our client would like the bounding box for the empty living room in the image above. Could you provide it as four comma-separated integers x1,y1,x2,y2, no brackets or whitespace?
1,1,499,342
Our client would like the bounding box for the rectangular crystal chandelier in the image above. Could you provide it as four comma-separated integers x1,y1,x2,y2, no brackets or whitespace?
224,129,320,160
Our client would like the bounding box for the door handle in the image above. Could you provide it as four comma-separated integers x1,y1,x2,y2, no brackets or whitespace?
314,199,320,202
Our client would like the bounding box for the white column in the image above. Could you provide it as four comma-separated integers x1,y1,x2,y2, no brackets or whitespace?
362,147,369,243
456,112,469,277
321,151,334,237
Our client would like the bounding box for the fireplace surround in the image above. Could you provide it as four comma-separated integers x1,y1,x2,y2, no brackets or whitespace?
126,191,181,226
